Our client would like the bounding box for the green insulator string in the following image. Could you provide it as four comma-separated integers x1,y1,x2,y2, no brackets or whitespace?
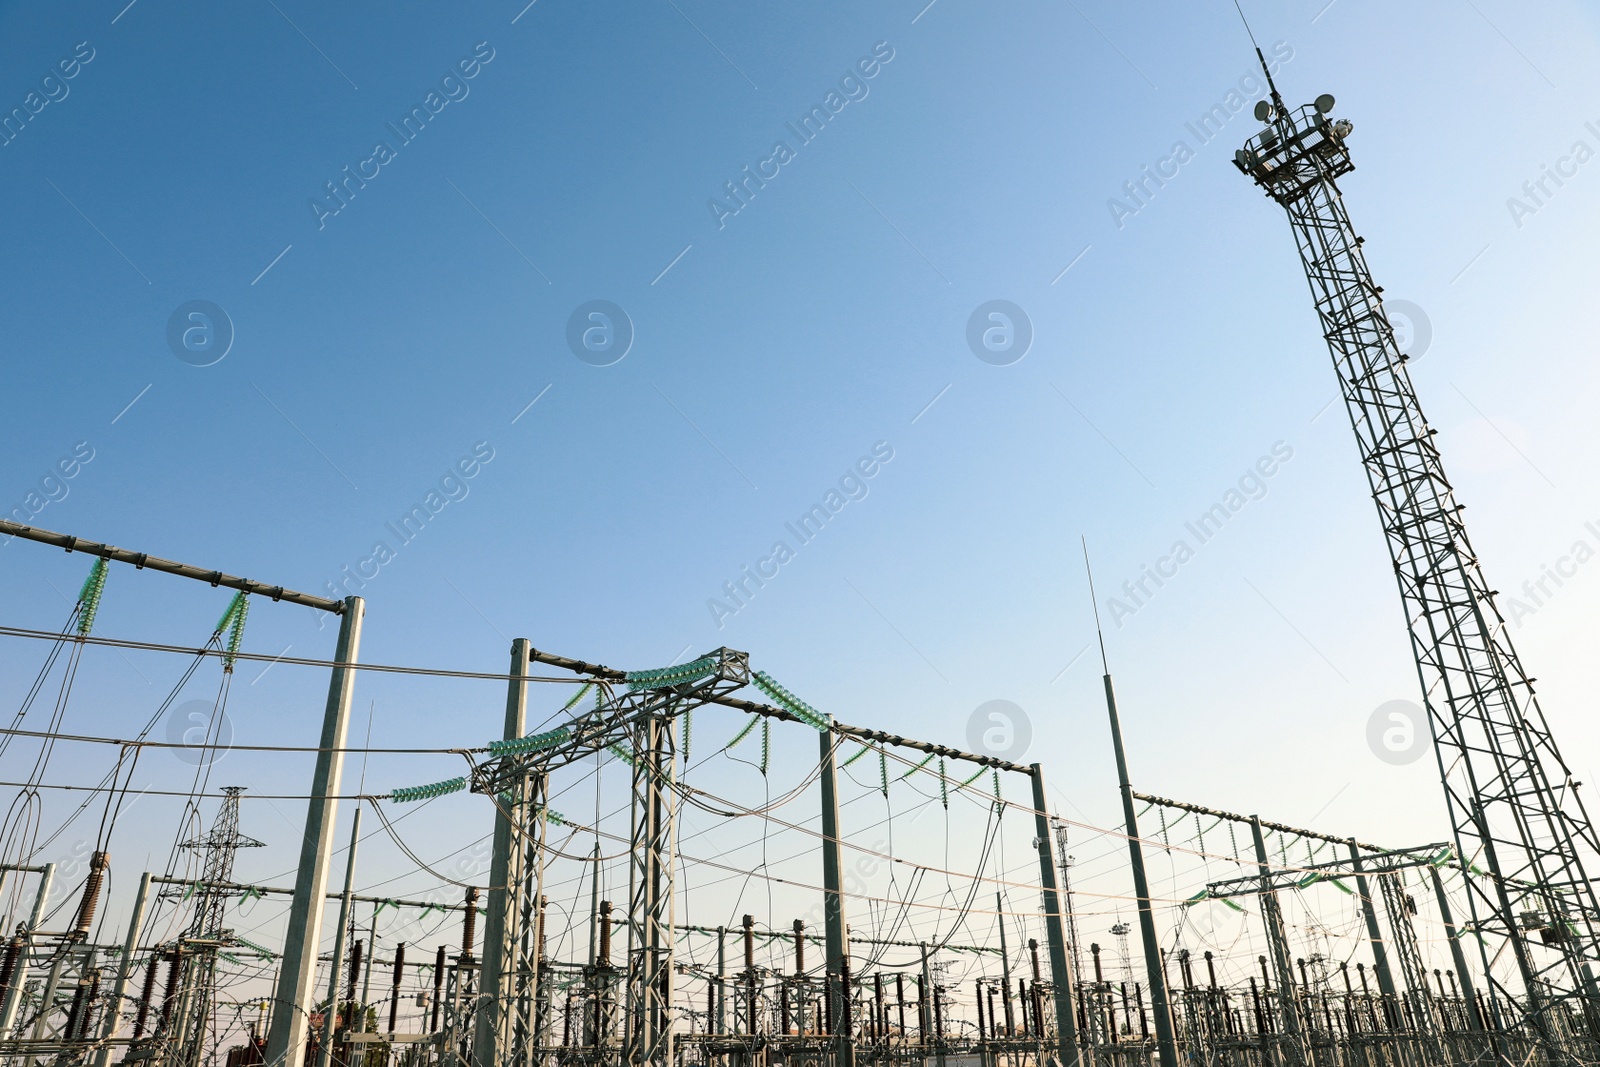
487,726,571,757
840,744,872,769
390,776,468,803
625,655,719,691
234,935,275,957
726,715,759,751
215,591,244,635
880,750,889,798
76,558,108,636
682,709,692,763
899,754,934,781
222,594,249,673
607,743,635,766
759,719,770,775
939,758,948,809
958,766,985,789
750,671,830,730
559,682,594,714
486,790,567,826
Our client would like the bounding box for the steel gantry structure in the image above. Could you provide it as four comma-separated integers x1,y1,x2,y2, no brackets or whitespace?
470,644,757,1067
429,641,1077,1067
1233,57,1600,1058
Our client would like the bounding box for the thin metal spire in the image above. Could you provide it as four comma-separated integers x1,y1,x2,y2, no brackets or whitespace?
1080,537,1110,675
1231,0,1261,51
1229,0,1286,111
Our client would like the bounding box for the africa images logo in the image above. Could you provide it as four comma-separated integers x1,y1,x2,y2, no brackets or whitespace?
1366,699,1428,766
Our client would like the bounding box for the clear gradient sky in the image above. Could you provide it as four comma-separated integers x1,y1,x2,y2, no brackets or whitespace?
3,0,1599,957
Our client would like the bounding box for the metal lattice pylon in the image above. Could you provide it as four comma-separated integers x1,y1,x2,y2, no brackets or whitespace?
162,787,263,1067
1234,60,1600,1056
623,711,676,1067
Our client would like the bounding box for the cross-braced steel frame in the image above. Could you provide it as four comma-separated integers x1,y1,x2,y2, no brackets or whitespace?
1234,66,1600,1058
471,647,753,1067
465,643,1062,1067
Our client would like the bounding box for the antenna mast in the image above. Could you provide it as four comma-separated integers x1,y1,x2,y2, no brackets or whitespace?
1232,53,1600,1060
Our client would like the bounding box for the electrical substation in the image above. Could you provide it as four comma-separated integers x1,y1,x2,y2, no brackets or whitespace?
3,45,1597,1067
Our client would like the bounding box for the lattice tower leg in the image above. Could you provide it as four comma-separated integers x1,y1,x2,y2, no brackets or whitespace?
624,712,675,1067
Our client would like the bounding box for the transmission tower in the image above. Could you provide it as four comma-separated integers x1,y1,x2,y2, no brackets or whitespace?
1052,820,1086,989
1109,922,1132,986
1233,54,1600,1057
165,787,264,1067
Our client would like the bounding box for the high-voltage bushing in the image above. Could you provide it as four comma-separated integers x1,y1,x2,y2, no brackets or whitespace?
68,851,111,939
1234,50,1600,1057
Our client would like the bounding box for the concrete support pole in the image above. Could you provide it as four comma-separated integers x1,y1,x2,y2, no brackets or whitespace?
475,638,531,1067
1347,840,1399,999
267,596,364,1067
1429,866,1483,1030
316,806,363,1067
818,728,854,1067
94,870,153,1067
1096,672,1177,1067
1029,765,1083,1067
0,863,55,1034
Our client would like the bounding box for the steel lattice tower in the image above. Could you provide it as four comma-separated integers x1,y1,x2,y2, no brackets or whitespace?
168,786,263,1067
1233,56,1600,1058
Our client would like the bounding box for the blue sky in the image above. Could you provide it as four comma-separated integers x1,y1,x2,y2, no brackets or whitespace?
3,0,1600,992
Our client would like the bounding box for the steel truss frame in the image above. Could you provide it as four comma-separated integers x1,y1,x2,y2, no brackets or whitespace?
472,648,751,1067
465,643,1068,1067
1235,71,1600,1057
1205,843,1452,901
1208,841,1463,1039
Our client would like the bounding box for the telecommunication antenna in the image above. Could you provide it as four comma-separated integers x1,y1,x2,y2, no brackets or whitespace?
1232,40,1600,1060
